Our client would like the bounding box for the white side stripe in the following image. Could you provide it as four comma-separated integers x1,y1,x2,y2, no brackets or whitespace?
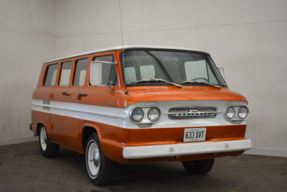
32,99,123,127
32,99,247,129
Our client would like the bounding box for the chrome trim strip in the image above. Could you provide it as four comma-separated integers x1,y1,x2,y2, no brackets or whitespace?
92,60,117,65
164,111,222,115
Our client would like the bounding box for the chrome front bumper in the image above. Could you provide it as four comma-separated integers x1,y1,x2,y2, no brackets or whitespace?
123,139,252,159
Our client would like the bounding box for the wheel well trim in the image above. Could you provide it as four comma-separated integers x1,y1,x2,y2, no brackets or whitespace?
37,121,46,135
81,123,102,152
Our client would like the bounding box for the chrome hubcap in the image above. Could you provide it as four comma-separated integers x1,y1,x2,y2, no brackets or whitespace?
40,127,47,151
93,150,100,167
87,141,100,178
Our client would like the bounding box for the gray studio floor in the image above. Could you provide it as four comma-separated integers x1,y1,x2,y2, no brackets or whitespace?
0,141,286,192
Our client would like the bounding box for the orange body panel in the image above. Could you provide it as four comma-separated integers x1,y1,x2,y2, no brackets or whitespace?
31,48,250,165
82,121,247,164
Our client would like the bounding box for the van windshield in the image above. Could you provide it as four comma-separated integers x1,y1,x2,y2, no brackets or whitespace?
122,49,226,87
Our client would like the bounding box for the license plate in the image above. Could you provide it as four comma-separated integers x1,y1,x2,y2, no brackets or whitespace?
183,128,206,142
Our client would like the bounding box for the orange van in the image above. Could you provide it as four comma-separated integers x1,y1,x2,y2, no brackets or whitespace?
31,46,252,185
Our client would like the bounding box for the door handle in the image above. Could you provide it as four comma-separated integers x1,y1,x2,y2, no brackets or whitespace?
62,91,73,96
78,93,87,96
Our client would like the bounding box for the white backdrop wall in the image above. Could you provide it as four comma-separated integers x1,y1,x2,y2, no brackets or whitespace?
0,0,56,145
1,0,286,157
55,0,287,157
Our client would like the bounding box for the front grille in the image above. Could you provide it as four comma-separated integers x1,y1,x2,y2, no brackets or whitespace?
167,107,217,120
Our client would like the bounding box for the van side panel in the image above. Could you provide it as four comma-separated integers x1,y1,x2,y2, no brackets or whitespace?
49,58,74,147
63,116,85,153
32,63,55,136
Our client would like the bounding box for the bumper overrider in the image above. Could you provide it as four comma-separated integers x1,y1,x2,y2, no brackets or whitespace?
123,139,252,159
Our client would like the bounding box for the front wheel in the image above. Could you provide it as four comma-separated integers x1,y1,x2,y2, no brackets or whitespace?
182,159,214,175
39,125,59,158
85,132,117,186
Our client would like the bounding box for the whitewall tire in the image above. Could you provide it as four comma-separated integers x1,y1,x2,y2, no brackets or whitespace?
39,125,59,158
85,132,117,186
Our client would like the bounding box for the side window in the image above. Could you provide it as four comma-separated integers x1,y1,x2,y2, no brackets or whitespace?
59,61,72,86
93,55,117,85
44,64,58,86
73,59,88,86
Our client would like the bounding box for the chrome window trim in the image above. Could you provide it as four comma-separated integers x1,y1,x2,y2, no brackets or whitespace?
92,60,117,65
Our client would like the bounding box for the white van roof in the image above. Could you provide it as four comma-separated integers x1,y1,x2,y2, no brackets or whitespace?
45,45,209,63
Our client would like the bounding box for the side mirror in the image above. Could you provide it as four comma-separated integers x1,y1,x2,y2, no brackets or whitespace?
90,60,117,86
217,67,226,80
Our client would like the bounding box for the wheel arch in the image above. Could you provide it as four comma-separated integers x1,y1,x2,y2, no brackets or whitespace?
37,121,46,135
82,123,101,152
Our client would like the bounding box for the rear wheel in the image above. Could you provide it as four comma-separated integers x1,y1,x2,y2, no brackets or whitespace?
182,159,214,175
39,125,59,158
85,132,117,186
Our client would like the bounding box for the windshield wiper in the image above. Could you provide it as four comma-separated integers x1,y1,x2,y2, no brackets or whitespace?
135,78,183,88
182,80,221,89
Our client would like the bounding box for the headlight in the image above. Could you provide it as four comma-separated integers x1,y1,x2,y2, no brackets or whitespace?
148,108,160,122
131,108,144,122
238,106,249,119
225,107,235,119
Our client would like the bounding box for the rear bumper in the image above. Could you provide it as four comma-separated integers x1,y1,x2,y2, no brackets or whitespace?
30,123,38,136
123,139,252,159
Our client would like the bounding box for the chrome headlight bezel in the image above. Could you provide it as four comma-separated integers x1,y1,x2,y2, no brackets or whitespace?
147,107,161,122
225,106,235,119
238,106,249,119
224,105,249,123
129,107,161,125
131,107,144,122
